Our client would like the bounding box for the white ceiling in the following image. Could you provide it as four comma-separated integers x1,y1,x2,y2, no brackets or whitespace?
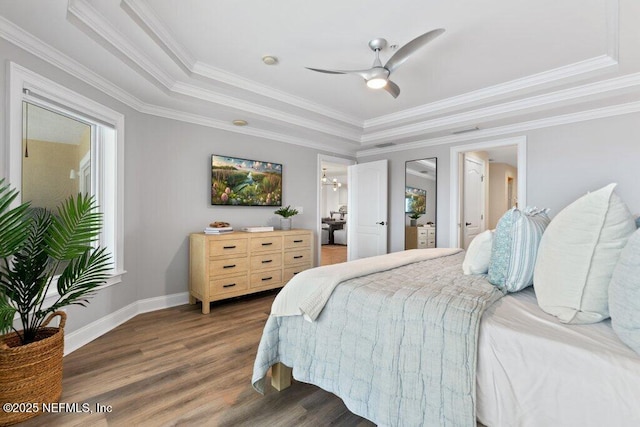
2,0,639,156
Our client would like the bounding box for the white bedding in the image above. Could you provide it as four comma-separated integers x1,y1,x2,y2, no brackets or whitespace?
477,287,640,427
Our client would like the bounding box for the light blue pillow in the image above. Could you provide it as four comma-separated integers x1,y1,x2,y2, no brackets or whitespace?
609,228,640,354
488,207,550,292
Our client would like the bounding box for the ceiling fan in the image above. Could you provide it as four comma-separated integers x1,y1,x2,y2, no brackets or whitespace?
306,28,445,98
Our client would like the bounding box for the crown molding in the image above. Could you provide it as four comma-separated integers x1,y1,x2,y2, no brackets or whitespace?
171,82,361,142
138,103,357,156
0,15,144,111
122,0,363,128
364,55,618,130
0,16,356,154
67,0,361,142
361,71,640,145
120,0,621,135
120,0,197,70
68,0,174,88
364,0,620,129
356,99,640,157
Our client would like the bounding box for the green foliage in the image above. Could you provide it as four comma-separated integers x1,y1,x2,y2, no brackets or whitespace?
0,182,111,345
274,205,299,218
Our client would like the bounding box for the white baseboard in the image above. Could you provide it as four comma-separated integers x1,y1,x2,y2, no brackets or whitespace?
64,292,190,355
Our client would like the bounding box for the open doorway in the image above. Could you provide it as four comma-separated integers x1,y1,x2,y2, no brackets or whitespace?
317,155,354,266
449,137,527,249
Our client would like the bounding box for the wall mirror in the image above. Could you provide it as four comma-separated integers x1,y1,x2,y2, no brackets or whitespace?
404,158,437,250
22,101,92,211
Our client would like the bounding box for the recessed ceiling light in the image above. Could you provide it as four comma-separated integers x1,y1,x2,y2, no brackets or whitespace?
232,119,248,126
262,55,278,65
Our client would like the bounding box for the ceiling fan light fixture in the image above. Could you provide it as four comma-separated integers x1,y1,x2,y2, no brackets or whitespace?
366,78,387,89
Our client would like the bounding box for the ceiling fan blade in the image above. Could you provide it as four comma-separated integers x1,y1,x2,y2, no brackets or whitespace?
306,67,373,79
384,80,401,98
384,28,445,74
305,67,348,75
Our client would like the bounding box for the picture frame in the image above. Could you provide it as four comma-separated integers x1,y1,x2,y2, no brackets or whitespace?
211,154,282,206
405,186,426,214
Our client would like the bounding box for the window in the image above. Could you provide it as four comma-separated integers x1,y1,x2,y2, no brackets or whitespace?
8,63,125,285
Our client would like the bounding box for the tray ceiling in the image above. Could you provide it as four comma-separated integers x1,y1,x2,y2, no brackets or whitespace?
1,0,639,155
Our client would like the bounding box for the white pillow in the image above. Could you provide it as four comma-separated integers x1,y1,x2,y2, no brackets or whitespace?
609,229,640,354
463,230,494,275
534,183,636,324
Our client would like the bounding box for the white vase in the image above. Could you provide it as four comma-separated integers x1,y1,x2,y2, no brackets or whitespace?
280,217,292,230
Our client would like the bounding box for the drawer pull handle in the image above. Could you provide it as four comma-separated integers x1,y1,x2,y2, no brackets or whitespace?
262,259,273,264
223,245,236,249
222,283,236,288
293,255,303,259
223,264,236,269
261,242,273,246
262,276,273,281
293,239,303,243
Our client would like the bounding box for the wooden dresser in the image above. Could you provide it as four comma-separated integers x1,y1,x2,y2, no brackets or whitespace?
405,226,436,249
189,229,313,313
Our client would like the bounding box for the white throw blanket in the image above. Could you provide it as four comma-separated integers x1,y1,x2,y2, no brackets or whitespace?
271,248,462,321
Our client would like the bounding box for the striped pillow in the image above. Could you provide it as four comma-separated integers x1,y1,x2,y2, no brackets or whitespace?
488,207,550,292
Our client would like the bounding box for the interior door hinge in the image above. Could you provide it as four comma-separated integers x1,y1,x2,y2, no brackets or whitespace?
481,214,484,220
481,174,484,182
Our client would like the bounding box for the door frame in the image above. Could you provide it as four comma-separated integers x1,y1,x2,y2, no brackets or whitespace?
449,136,527,248
462,154,486,249
317,154,356,266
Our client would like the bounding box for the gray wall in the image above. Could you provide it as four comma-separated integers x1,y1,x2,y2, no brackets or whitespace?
359,112,640,253
0,39,335,334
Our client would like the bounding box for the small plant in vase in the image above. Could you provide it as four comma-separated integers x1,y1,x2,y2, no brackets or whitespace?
274,205,299,230
408,211,422,226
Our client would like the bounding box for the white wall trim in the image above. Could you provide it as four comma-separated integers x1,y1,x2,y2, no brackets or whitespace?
449,136,527,248
365,55,618,130
356,99,640,157
361,70,639,145
121,0,363,128
64,292,190,355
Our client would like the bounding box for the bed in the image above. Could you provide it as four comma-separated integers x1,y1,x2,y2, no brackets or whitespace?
251,249,640,426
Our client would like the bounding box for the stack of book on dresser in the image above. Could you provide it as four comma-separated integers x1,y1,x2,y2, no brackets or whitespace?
204,222,233,234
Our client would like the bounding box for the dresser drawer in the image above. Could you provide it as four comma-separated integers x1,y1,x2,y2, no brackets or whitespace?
250,252,283,271
284,249,311,266
250,269,282,288
426,228,436,237
250,236,282,252
209,257,249,276
284,234,311,249
209,239,248,257
210,274,249,295
284,265,310,282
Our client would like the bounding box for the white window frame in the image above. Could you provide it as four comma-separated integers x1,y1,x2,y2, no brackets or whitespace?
6,62,125,286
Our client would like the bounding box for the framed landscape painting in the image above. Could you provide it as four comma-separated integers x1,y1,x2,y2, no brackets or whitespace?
211,155,282,206
405,186,426,214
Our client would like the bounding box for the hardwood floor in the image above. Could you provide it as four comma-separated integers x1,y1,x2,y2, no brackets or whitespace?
320,244,347,266
20,291,374,427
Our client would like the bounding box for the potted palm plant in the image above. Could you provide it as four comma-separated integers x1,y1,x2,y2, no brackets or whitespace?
274,205,299,230
0,179,111,425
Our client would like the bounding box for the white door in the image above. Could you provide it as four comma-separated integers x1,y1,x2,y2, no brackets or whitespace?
462,155,485,249
347,160,388,261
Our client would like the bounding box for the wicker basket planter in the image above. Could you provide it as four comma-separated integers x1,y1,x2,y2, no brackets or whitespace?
0,311,66,426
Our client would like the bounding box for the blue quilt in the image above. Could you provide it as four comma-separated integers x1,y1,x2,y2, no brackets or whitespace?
252,251,504,426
